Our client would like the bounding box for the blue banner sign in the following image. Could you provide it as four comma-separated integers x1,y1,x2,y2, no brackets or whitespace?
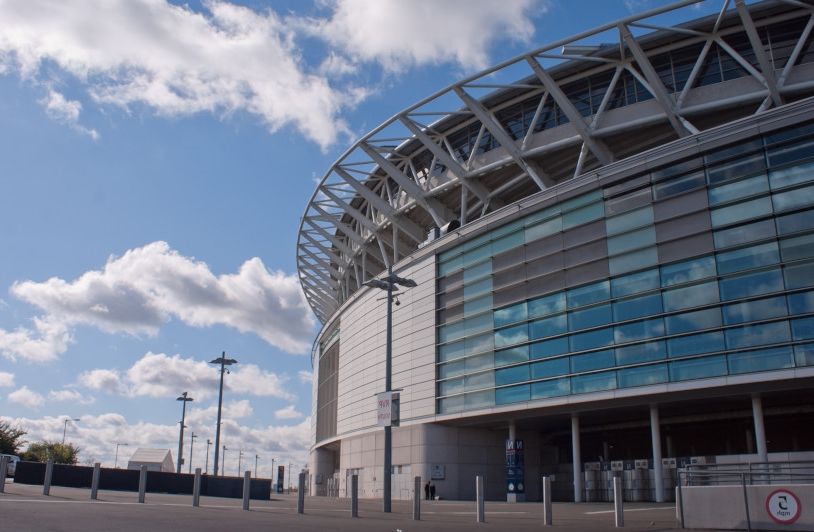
505,439,525,494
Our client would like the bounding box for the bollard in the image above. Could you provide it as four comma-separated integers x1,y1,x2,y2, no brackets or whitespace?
90,463,101,500
193,468,201,507
138,465,147,503
413,476,421,521
476,475,485,523
351,474,358,517
613,476,624,527
43,459,54,496
243,470,251,510
297,472,305,514
0,455,8,493
542,475,552,526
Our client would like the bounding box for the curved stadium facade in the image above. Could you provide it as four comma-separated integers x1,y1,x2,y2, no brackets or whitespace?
302,0,814,502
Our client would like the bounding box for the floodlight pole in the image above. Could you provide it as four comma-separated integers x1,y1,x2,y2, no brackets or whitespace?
176,392,194,474
62,418,79,445
189,432,197,474
114,442,128,469
210,352,238,476
205,439,212,474
384,264,393,513
255,454,259,478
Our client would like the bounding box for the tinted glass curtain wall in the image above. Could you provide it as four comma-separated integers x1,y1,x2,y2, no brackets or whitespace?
435,122,814,414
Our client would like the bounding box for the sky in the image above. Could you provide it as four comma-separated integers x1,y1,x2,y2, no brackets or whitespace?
0,0,723,476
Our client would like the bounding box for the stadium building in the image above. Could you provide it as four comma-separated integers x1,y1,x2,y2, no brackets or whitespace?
301,0,814,502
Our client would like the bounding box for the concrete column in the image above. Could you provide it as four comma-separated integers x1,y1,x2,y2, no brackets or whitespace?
571,413,582,503
90,463,100,500
666,435,675,458
508,421,516,441
0,455,8,493
650,405,665,503
43,459,54,496
242,470,251,511
751,395,768,463
192,468,201,507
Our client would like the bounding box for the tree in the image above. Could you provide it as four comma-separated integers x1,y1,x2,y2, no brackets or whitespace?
0,421,27,455
20,441,81,464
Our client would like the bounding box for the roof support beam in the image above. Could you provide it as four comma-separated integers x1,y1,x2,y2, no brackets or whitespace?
304,220,356,259
524,56,614,165
453,85,555,190
301,232,347,269
735,0,783,107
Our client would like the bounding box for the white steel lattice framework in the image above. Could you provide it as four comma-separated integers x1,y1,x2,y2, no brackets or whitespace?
297,0,814,322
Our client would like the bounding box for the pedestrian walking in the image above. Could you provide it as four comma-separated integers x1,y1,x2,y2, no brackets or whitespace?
424,481,430,500
429,481,436,500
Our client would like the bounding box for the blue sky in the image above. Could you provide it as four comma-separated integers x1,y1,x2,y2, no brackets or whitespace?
0,0,721,474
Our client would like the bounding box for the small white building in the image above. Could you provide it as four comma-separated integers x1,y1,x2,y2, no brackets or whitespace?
127,448,175,473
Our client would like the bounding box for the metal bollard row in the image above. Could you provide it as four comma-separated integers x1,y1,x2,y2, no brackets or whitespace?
475,475,485,523
138,465,147,503
351,474,358,517
90,463,101,500
43,459,54,496
0,455,8,493
193,468,201,507
297,472,305,514
413,476,421,521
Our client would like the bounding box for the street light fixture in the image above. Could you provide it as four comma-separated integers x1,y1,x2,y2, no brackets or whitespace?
176,392,194,474
238,449,244,476
62,418,80,445
222,445,228,476
209,352,238,476
254,454,259,478
205,439,212,475
114,442,129,469
364,266,416,513
188,432,198,474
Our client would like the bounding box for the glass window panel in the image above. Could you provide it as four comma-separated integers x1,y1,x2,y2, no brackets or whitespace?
525,216,562,243
661,256,716,287
438,359,466,379
465,332,494,356
776,209,814,235
531,357,570,379
571,371,617,394
439,377,465,396
465,370,495,390
714,219,776,248
611,268,659,297
767,139,814,168
525,205,561,226
716,241,780,274
568,304,612,331
438,270,464,293
615,317,665,343
669,355,728,381
463,312,494,336
668,331,725,357
530,336,569,360
707,153,766,185
728,346,794,374
773,184,814,212
725,320,790,349
466,352,494,372
665,307,722,334
438,255,463,277
494,301,527,328
569,327,614,351
464,294,493,317
769,160,814,189
495,364,530,386
494,324,528,348
495,345,529,367
567,281,610,308
795,343,814,367
438,395,464,413
608,227,656,255
780,233,814,261
465,389,495,409
719,268,783,301
708,174,769,206
531,378,570,399
784,261,814,289
606,206,654,235
605,187,651,216
492,232,524,255
561,189,602,211
464,277,492,299
723,295,787,325
495,384,530,405
617,364,668,388
464,260,492,283
563,202,604,230
788,290,814,314
530,313,567,340
491,219,525,240
613,293,663,321
710,196,773,227
663,281,719,311
529,292,566,318
792,316,814,340
439,339,467,361
615,341,666,365
571,349,615,372
610,247,658,275
462,244,492,269
653,171,705,200
439,321,465,343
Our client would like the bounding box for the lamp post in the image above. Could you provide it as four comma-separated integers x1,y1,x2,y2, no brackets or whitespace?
271,458,276,487
364,266,416,513
114,442,128,468
222,445,228,476
62,418,80,445
176,392,194,474
255,454,259,478
188,432,198,474
238,449,244,476
210,352,238,476
205,439,212,474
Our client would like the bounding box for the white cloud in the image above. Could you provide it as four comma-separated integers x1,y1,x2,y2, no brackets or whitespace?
185,399,254,426
0,371,14,387
79,351,293,401
0,0,357,149
297,370,313,384
9,241,315,356
39,89,99,140
274,404,303,420
7,385,45,409
304,0,543,71
48,388,95,405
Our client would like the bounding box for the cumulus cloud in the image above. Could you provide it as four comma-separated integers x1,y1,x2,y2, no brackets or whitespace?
39,89,99,140
297,370,313,384
79,351,293,401
7,386,45,409
303,0,543,71
8,241,314,358
274,404,303,420
48,388,95,405
0,371,14,387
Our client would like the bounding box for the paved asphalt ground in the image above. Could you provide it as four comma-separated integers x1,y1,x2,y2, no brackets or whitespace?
1,480,711,531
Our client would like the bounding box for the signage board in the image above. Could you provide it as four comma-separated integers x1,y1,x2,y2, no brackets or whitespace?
506,439,525,494
765,489,801,524
431,464,445,480
277,465,285,493
376,391,400,427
